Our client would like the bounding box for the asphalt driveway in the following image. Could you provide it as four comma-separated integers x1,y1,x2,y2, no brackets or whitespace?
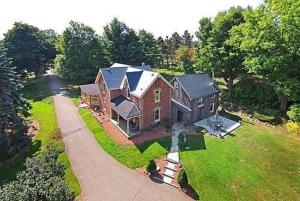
47,74,185,201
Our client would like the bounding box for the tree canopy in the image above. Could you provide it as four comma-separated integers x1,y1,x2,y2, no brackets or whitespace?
138,29,160,66
230,0,300,112
103,18,142,65
3,22,56,76
196,7,247,98
55,21,106,83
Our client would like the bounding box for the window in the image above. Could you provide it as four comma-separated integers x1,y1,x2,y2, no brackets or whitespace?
174,81,178,88
197,97,203,107
210,103,215,113
91,97,99,105
102,83,107,94
154,89,161,103
211,93,216,99
154,107,160,122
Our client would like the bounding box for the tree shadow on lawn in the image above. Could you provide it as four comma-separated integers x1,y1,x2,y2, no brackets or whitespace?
134,136,172,154
178,133,207,152
0,140,42,185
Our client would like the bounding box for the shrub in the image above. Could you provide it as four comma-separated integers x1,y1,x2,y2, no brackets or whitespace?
253,112,277,123
0,149,74,201
177,169,188,188
286,121,300,136
145,160,156,173
233,79,279,112
287,104,300,122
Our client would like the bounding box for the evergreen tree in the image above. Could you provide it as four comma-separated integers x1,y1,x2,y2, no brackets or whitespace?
181,30,194,48
0,43,31,161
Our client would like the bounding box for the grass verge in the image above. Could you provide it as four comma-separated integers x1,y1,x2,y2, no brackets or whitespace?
79,108,171,168
0,76,80,196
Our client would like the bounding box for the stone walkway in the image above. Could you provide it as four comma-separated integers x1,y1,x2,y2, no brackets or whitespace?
163,123,185,186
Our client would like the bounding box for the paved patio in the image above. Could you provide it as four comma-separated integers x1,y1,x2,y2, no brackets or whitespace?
193,115,241,137
91,111,170,146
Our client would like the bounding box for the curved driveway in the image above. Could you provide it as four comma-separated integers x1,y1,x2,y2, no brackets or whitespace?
47,75,185,201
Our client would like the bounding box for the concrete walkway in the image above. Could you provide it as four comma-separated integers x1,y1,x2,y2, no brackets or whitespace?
164,124,185,185
46,74,185,201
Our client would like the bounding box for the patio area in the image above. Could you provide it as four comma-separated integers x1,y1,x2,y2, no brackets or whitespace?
193,115,241,138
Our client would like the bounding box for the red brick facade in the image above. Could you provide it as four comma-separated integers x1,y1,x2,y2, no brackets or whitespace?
141,77,172,129
97,74,172,131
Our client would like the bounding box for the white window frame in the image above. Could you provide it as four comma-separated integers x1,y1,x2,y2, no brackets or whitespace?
211,93,216,99
154,107,160,123
174,81,178,88
154,89,161,103
210,103,215,113
197,97,204,108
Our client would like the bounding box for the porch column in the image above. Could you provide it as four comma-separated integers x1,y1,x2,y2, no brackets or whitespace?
127,119,129,134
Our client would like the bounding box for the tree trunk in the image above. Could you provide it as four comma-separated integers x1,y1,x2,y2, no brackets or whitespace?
225,77,234,99
278,95,288,115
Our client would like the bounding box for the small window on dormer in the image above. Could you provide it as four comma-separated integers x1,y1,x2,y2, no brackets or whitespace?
174,81,178,88
154,89,160,103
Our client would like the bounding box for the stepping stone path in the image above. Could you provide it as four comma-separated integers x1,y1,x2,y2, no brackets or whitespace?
163,123,185,186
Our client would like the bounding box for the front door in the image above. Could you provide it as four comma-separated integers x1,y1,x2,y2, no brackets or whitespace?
177,110,184,122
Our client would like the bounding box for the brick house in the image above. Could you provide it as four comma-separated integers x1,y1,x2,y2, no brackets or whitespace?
94,64,173,138
170,74,220,125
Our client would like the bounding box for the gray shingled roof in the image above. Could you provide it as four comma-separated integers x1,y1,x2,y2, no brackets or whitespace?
100,67,127,90
110,96,141,119
126,71,143,91
79,84,100,95
175,74,219,99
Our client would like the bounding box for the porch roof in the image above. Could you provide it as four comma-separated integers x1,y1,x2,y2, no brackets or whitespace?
79,84,100,96
171,99,191,112
110,96,142,119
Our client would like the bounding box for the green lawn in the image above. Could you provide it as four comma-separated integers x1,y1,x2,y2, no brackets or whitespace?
79,108,171,168
154,67,184,81
0,76,80,196
179,116,300,201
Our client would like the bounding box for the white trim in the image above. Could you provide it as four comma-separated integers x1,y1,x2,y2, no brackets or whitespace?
171,99,192,111
210,103,215,113
211,93,216,99
174,81,178,88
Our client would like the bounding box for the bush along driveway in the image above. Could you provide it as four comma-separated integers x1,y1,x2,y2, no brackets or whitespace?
47,74,185,201
0,76,80,196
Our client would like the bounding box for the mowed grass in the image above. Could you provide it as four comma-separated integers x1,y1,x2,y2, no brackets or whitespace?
179,119,300,201
0,76,80,196
154,67,184,81
79,108,171,168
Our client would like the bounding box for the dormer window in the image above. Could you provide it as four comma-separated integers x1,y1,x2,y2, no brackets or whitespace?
154,89,161,103
174,81,178,88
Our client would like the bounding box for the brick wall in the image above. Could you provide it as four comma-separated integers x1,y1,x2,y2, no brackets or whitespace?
97,75,110,116
142,77,172,129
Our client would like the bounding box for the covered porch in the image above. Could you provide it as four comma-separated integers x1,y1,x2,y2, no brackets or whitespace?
79,83,100,110
110,96,142,138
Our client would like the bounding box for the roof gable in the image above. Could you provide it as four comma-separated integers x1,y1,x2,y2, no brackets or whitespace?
126,71,143,91
175,74,219,99
100,67,127,90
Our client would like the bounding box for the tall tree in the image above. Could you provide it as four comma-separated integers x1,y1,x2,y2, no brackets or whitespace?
3,22,55,76
0,43,31,161
138,29,160,66
55,21,106,83
196,7,246,98
175,45,195,73
41,29,58,68
170,32,182,64
181,30,194,48
103,18,142,65
231,0,300,113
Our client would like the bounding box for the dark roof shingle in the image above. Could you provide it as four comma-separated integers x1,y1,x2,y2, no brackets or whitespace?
110,96,141,119
79,84,100,95
175,74,219,99
100,67,127,90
